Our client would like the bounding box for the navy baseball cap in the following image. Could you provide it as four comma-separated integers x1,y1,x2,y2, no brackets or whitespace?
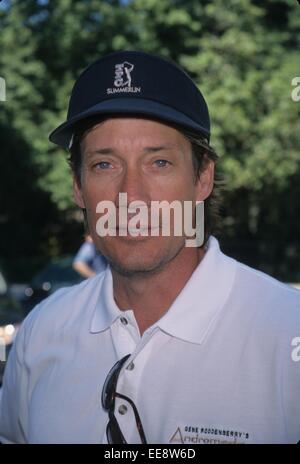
49,50,210,149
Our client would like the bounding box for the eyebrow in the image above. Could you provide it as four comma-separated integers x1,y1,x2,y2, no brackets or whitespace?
143,145,176,153
85,144,176,156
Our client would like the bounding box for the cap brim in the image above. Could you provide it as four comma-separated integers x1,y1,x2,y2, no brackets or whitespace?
49,98,210,149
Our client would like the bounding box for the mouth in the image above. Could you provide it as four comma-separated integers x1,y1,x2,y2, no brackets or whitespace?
115,226,161,239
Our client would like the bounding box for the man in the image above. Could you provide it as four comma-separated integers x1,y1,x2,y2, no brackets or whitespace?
0,51,300,444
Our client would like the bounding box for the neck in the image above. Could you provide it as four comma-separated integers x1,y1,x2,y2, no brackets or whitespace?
111,246,206,336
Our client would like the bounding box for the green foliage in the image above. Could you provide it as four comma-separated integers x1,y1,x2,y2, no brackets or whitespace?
0,0,299,280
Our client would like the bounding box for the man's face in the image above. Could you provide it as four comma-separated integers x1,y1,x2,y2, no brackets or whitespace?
74,117,214,276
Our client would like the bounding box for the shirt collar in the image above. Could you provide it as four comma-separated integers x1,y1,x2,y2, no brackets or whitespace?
90,236,237,344
155,236,237,344
90,267,121,333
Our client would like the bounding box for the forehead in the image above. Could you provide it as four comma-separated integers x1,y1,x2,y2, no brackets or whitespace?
80,117,190,152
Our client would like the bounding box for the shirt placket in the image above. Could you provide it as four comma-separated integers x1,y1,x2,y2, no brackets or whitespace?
112,323,168,443
104,313,140,443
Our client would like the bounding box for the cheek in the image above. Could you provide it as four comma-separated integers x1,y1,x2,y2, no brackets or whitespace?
81,182,118,233
81,176,115,206
151,177,196,202
80,191,104,225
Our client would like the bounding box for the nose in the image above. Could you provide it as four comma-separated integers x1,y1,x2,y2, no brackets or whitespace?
116,165,150,208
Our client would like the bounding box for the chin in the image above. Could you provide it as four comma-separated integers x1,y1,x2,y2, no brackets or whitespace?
107,253,165,277
101,238,186,278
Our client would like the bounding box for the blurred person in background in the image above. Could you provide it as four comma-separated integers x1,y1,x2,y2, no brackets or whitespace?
73,234,107,278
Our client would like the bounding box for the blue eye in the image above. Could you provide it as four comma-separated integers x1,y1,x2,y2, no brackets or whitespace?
97,161,111,169
154,159,170,167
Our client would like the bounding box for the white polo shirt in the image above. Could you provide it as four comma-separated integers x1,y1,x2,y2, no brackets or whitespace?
1,236,300,444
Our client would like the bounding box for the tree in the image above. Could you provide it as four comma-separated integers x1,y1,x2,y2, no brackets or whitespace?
0,0,299,281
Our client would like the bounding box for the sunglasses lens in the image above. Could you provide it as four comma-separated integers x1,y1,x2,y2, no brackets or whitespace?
101,354,131,409
101,372,115,409
102,354,146,444
106,415,126,444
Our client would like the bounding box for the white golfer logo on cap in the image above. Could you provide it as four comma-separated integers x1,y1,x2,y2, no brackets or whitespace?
114,62,134,88
106,62,140,95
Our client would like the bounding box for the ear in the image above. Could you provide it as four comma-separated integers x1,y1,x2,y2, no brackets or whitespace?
73,177,85,209
195,159,215,202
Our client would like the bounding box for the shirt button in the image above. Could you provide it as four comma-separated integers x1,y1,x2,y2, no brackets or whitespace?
126,362,135,371
120,317,128,325
118,404,128,415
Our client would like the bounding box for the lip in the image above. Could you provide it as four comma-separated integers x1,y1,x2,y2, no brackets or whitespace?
116,232,154,241
117,226,160,232
112,227,161,240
